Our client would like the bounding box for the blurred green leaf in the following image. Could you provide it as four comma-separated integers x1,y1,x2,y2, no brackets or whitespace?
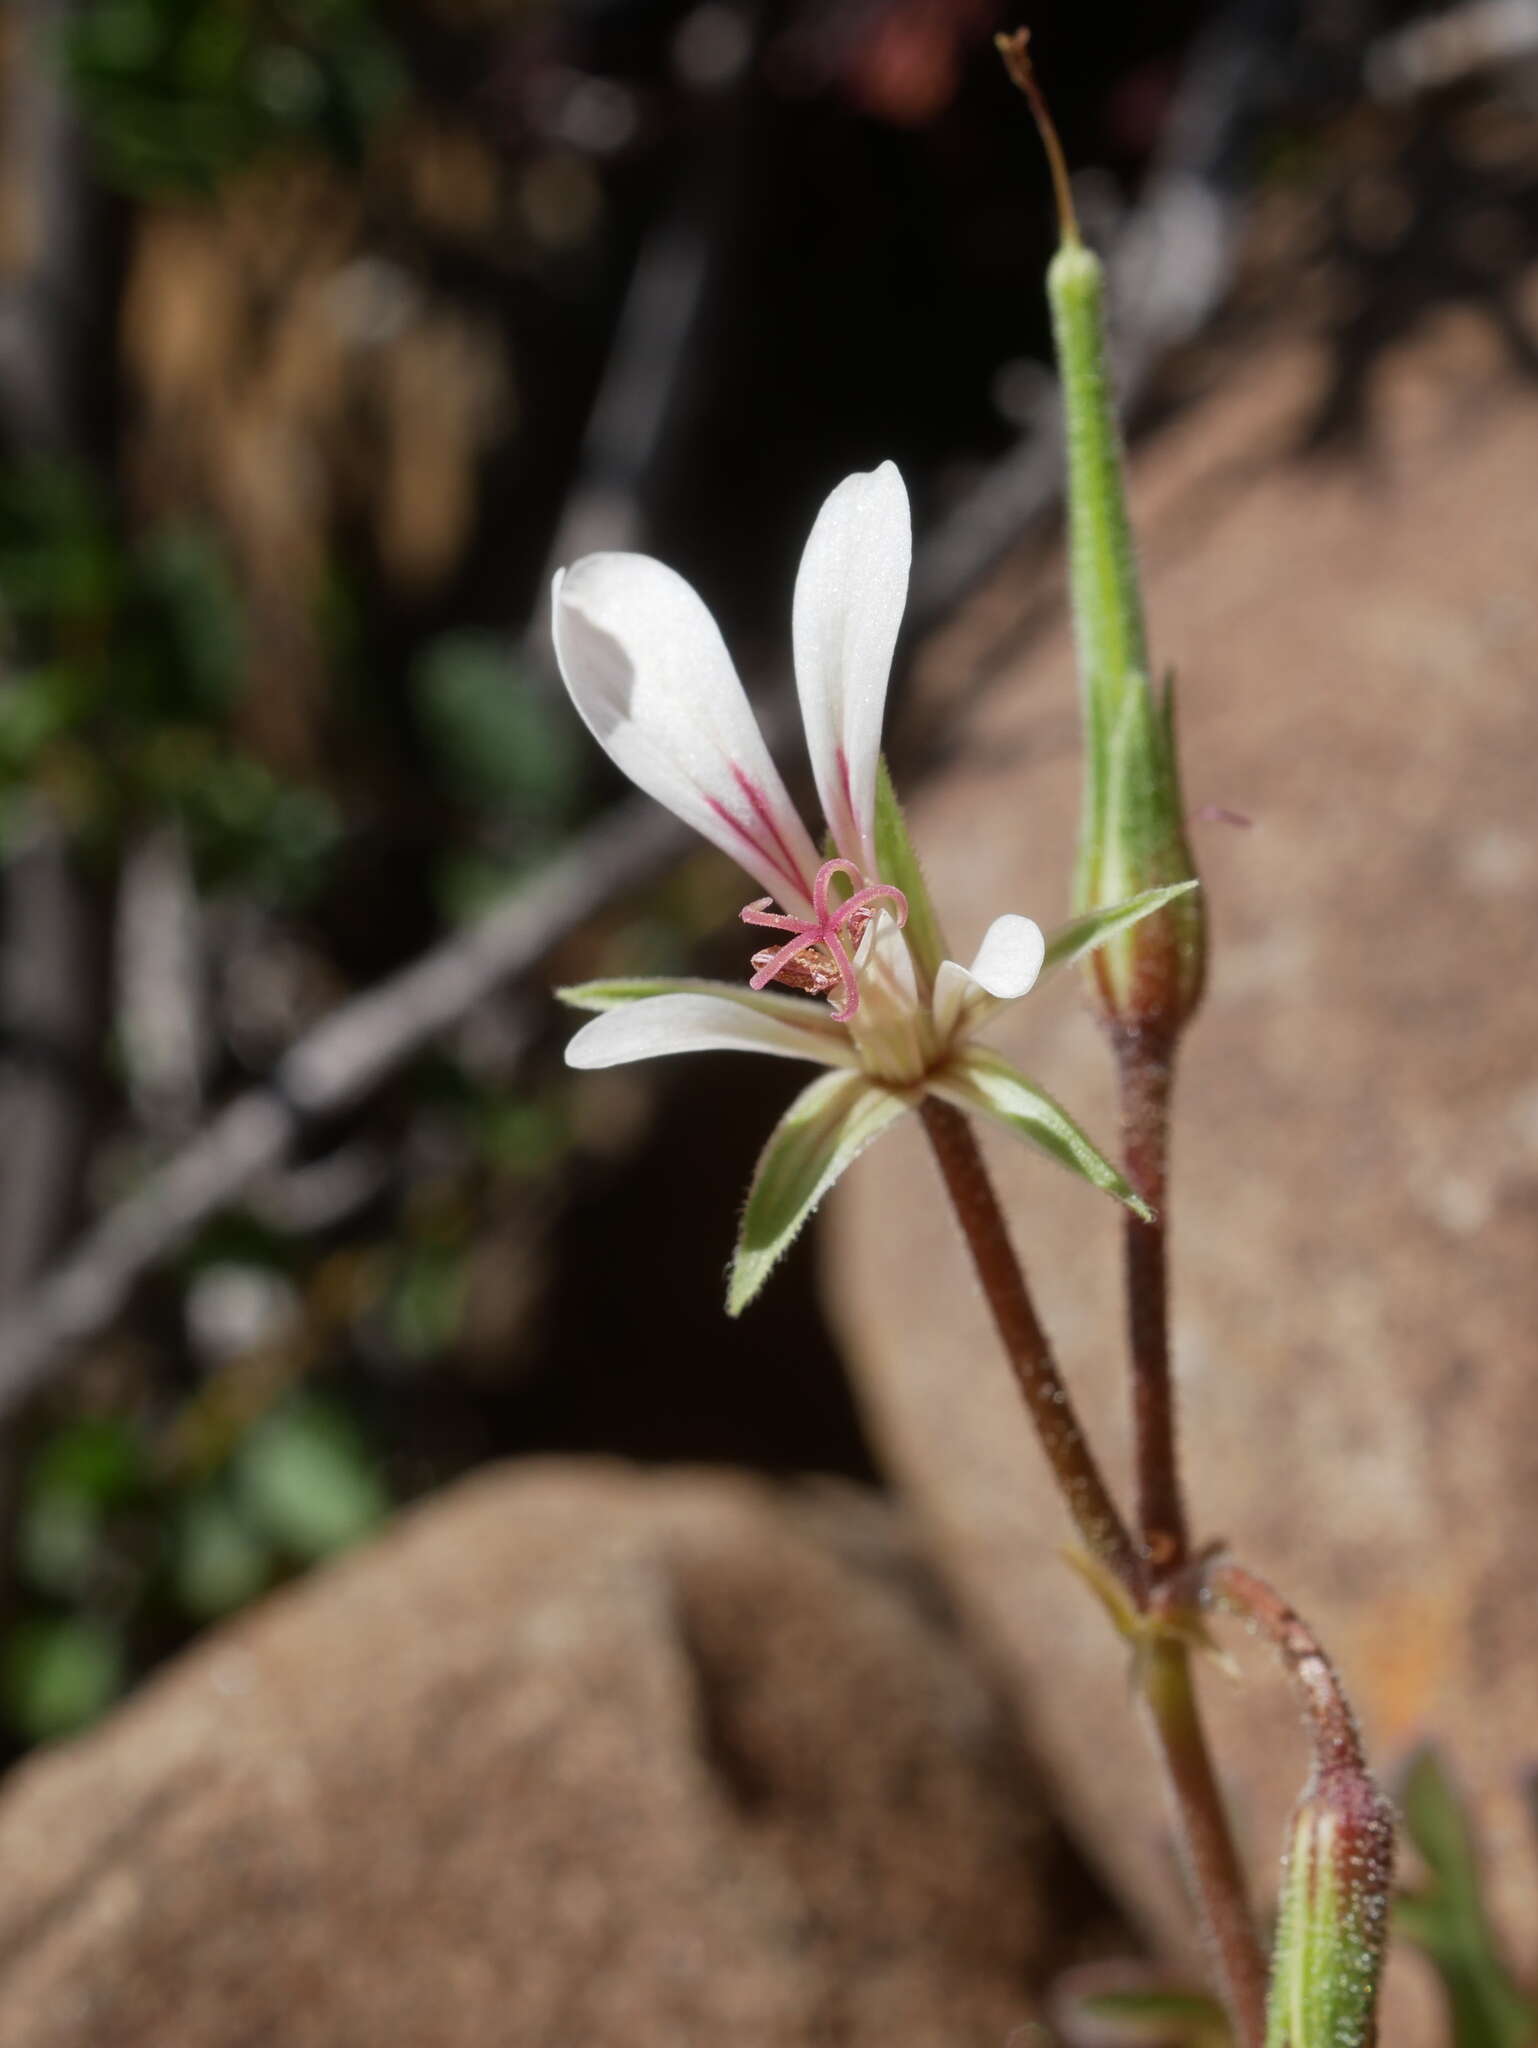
18,1495,102,1601
388,1242,466,1361
1051,1965,1231,2048
1394,1746,1538,2048
414,634,580,826
64,0,407,197
0,463,336,898
0,463,118,619
172,1487,274,1619
1076,1989,1230,2048
158,749,341,901
0,669,89,776
433,851,525,925
129,528,245,717
28,1418,145,1506
2,1616,125,1742
18,1419,148,1600
479,1093,571,1176
233,1397,386,1562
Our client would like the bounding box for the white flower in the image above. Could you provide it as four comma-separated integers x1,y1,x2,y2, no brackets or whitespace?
552,462,1192,1310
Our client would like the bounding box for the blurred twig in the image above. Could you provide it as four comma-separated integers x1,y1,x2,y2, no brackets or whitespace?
0,0,102,454
1367,0,1538,101
0,799,684,1410
0,809,103,1303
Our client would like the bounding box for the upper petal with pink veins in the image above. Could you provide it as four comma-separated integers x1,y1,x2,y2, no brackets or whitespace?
553,553,821,911
791,462,911,878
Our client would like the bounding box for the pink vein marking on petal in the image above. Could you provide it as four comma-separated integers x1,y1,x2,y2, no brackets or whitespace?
732,767,814,901
706,796,810,904
836,745,858,841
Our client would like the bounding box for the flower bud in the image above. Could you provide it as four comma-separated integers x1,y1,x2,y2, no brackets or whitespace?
1265,1760,1395,2048
1047,237,1206,1036
997,31,1207,1036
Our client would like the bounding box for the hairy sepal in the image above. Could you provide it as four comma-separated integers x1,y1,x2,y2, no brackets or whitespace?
728,1070,908,1316
934,1047,1151,1220
1041,880,1200,980
871,756,947,985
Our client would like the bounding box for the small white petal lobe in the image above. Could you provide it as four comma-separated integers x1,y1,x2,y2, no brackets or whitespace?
967,915,1046,999
932,914,1045,1041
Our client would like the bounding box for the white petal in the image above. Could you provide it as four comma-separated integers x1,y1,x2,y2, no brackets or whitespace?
565,993,857,1071
967,914,1046,998
932,914,1045,1040
791,462,911,875
553,555,820,911
930,960,973,1044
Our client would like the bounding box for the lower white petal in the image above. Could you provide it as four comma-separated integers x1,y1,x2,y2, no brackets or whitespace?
565,992,857,1071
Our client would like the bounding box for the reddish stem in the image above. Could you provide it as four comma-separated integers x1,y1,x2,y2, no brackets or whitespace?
1111,1026,1264,2046
919,1096,1138,1590
1140,1640,1268,2048
1114,1022,1188,1576
1207,1560,1368,1778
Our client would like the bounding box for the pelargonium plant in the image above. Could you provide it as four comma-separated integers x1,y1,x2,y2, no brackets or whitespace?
553,31,1394,2048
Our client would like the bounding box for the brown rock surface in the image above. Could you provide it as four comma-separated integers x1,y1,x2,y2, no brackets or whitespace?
831,313,1538,1989
0,1460,1056,2046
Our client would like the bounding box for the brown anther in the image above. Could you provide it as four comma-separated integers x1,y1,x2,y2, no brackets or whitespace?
750,908,872,1000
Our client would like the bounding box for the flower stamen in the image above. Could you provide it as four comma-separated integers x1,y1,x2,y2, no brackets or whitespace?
740,857,908,1023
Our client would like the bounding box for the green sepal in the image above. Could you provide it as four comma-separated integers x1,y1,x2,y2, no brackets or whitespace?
1042,880,1200,979
1098,671,1195,894
1392,1747,1537,2048
933,1047,1151,1221
872,756,947,985
728,1070,909,1317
